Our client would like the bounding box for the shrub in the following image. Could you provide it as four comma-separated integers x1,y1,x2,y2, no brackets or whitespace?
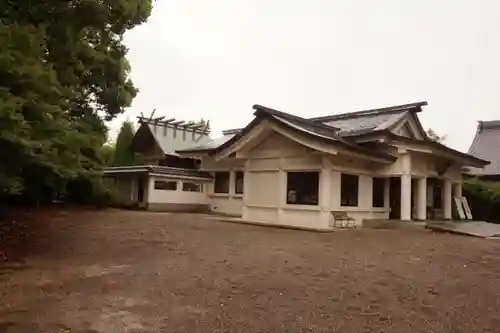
463,178,500,223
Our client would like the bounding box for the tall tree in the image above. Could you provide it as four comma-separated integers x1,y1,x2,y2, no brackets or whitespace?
426,128,446,142
113,121,137,166
0,1,152,199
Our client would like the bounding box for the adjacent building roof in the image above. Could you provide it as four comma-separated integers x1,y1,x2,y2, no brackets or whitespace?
132,119,212,156
177,133,236,153
103,165,213,180
468,120,500,176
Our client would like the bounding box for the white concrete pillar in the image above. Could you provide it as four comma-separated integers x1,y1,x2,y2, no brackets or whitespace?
400,152,412,221
229,169,235,195
384,178,390,210
443,179,453,220
242,161,250,220
401,174,412,220
277,158,286,223
417,177,427,220
453,182,463,198
427,181,434,208
320,156,333,228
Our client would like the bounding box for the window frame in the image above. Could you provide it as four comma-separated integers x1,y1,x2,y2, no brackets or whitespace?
154,180,178,191
234,171,244,195
182,182,202,192
372,177,386,208
285,171,320,206
341,173,359,207
213,171,230,194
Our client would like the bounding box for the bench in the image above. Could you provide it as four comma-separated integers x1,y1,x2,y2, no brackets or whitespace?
331,211,356,228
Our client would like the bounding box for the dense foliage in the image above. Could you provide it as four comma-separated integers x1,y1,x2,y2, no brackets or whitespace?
0,0,152,203
463,178,500,223
113,120,140,166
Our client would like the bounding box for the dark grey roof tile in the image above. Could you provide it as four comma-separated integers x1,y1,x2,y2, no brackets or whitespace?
468,121,500,175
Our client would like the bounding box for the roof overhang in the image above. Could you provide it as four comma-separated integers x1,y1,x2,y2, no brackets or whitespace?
103,165,213,181
383,134,490,167
175,149,213,158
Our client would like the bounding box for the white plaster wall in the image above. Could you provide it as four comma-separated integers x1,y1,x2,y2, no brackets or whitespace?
209,196,243,216
243,132,329,229
147,176,207,205
201,158,245,216
329,170,390,226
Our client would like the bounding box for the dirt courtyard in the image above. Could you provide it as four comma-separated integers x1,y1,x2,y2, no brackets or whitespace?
1,210,500,332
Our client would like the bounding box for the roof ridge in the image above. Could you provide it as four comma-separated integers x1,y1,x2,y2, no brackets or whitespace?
479,120,500,130
252,104,340,132
309,101,428,122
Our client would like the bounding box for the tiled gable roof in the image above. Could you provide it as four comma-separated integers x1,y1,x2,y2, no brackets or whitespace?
310,102,427,137
468,120,500,175
177,102,427,154
210,104,397,162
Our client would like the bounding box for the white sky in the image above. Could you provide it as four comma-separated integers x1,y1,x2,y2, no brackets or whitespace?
111,0,500,151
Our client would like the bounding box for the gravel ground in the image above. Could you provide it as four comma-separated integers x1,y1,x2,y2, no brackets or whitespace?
1,209,500,332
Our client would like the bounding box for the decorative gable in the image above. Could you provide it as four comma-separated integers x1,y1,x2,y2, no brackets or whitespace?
390,113,427,140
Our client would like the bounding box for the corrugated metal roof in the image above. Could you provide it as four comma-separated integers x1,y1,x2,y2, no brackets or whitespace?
145,123,212,155
468,121,500,175
177,133,236,152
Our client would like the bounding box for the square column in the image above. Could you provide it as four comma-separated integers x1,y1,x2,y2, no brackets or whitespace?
453,182,462,198
242,161,251,220
401,174,412,221
443,179,453,220
400,152,412,221
320,156,333,228
417,177,427,220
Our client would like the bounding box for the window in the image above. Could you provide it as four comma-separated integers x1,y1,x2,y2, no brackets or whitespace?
286,172,319,205
183,182,202,192
214,172,230,193
372,177,385,208
341,174,359,207
234,171,244,195
154,180,177,191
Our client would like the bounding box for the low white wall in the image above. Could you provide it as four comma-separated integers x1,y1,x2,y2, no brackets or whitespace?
148,176,207,205
328,170,390,226
209,196,243,216
281,208,326,229
202,158,245,216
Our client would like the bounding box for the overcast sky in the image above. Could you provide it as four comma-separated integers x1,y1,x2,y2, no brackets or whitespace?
112,0,500,151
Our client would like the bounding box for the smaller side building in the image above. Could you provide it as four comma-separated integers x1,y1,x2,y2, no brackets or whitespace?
104,117,214,212
468,120,500,181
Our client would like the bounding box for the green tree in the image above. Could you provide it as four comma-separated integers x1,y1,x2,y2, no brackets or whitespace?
426,128,446,142
113,121,138,166
0,1,152,201
100,144,116,167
